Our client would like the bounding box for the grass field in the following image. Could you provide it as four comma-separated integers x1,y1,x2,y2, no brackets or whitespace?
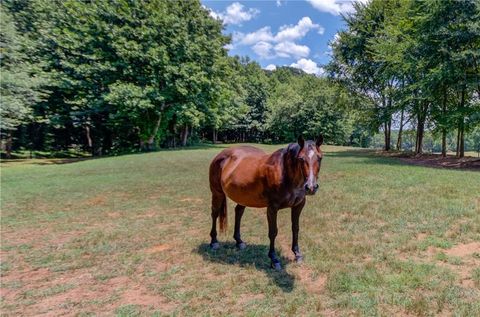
1,144,479,316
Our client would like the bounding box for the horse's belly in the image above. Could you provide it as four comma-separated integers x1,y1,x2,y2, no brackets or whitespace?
224,187,268,208
223,182,268,208
222,177,269,208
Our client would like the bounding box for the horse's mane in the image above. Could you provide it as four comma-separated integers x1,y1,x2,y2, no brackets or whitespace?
286,143,301,158
286,141,315,158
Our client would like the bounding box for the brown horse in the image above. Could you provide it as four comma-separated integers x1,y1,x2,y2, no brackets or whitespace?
208,135,323,270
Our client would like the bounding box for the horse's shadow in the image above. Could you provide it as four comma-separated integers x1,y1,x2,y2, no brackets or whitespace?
195,242,295,292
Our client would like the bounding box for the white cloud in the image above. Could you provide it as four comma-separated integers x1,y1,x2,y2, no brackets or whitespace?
290,58,324,76
274,17,322,42
307,0,368,16
252,41,275,59
275,42,310,58
276,0,282,7
209,2,259,25
239,27,274,45
234,17,324,59
264,64,277,71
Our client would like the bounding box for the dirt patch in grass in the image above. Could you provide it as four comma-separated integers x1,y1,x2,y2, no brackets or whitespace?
179,197,204,203
4,266,178,316
117,283,176,312
295,266,327,294
84,195,108,207
443,242,480,288
144,244,171,254
444,242,480,257
400,241,480,289
235,293,265,307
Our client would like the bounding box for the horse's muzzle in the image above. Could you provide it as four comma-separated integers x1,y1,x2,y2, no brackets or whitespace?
305,184,319,195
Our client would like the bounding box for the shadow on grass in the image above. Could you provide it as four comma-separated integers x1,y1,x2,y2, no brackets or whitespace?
326,149,480,171
0,157,95,166
196,242,295,293
0,143,232,167
324,149,376,158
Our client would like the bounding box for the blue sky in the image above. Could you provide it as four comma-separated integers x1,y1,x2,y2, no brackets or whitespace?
202,0,363,75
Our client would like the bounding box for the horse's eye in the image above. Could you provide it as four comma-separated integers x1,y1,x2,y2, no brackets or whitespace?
298,157,304,162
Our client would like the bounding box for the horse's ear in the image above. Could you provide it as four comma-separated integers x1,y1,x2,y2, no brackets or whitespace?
297,135,305,149
316,134,324,147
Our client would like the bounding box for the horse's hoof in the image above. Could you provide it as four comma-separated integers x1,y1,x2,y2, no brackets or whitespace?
210,242,220,250
271,261,282,270
236,242,247,250
295,255,304,263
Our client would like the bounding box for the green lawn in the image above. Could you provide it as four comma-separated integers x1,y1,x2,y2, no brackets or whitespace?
1,144,479,316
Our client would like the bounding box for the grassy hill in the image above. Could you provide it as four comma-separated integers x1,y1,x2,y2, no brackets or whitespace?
1,144,479,316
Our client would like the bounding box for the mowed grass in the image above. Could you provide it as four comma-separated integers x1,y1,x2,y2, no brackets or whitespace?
1,144,479,316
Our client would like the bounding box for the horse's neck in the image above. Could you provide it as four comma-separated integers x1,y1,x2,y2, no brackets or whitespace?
281,151,304,189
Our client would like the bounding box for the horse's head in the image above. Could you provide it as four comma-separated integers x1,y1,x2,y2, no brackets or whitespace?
292,135,323,195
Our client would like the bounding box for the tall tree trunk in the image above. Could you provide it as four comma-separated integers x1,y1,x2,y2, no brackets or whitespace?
85,125,93,156
441,131,447,157
386,93,392,151
415,102,428,155
459,125,464,158
383,120,391,151
457,86,466,158
455,124,465,158
397,109,404,151
441,86,447,157
416,116,425,155
181,125,189,146
213,128,217,143
5,132,12,159
387,119,391,151
146,113,162,151
455,127,460,157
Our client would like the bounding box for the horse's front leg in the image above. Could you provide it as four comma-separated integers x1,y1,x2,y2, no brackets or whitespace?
291,199,305,263
267,206,281,270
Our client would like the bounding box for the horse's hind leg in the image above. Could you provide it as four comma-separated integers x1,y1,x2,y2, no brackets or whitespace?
233,204,246,249
210,191,225,250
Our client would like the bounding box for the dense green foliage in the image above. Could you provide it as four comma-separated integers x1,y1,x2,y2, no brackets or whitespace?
1,0,479,157
329,0,480,157
0,5,47,154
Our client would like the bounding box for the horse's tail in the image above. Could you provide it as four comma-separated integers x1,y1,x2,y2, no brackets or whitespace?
219,195,227,233
209,151,228,233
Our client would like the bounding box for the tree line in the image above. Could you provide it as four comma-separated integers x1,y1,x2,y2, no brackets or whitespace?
1,0,479,158
329,0,480,157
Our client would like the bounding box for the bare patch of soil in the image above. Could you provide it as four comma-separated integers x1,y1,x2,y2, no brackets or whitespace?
135,210,157,219
144,244,171,254
84,195,107,207
399,241,480,288
5,265,178,316
295,266,327,294
118,284,175,311
444,242,480,257
235,293,265,307
179,197,204,203
416,233,428,241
